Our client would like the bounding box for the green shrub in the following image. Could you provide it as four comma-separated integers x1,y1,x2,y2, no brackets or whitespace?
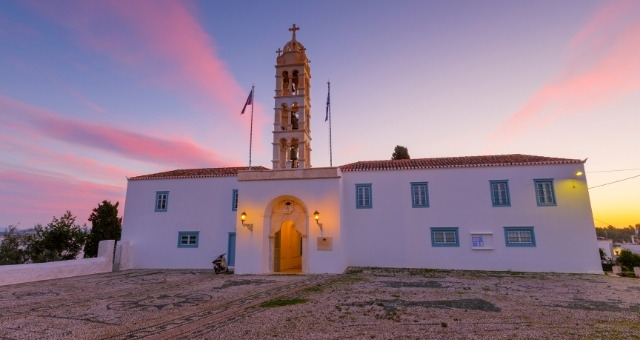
616,250,640,271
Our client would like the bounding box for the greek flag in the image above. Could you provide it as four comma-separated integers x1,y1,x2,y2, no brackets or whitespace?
241,89,253,114
325,83,330,122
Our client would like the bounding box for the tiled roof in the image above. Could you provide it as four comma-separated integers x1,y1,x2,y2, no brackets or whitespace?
129,155,582,179
130,166,269,180
339,154,583,172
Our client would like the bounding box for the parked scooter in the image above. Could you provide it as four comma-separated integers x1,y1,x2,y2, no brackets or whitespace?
212,253,228,274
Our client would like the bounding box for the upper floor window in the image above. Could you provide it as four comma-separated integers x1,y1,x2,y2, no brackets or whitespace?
232,189,238,211
490,180,510,207
431,227,459,247
411,182,429,208
155,191,169,212
504,227,536,247
534,179,556,206
178,231,199,248
355,184,372,209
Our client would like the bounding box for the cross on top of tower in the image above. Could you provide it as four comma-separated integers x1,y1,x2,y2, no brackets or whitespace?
289,24,300,41
276,48,282,56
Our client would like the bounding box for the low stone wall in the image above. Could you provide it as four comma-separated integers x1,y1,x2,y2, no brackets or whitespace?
112,240,132,271
0,240,115,286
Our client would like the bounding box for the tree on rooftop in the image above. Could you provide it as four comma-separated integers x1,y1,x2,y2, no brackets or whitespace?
84,200,122,258
391,145,410,160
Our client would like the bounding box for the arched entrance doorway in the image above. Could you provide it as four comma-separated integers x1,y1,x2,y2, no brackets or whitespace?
267,197,307,273
274,220,302,273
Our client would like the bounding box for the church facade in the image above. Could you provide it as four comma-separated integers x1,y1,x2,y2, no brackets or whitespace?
119,26,602,274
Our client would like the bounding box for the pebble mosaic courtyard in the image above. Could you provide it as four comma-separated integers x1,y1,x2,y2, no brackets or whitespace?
1,268,639,339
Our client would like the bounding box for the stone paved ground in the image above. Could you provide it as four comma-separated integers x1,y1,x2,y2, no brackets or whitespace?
0,268,639,339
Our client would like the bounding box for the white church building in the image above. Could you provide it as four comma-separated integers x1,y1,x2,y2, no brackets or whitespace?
119,25,602,275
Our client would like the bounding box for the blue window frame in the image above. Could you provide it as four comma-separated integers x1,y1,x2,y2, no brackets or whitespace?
411,182,429,208
177,231,199,248
355,184,372,209
232,189,238,211
490,180,510,207
504,227,536,247
227,232,236,266
430,227,459,247
155,191,169,212
534,179,556,206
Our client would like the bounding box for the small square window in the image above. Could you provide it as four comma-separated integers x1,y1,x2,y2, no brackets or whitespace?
155,191,169,212
534,179,556,206
355,184,372,209
178,231,199,248
504,227,536,247
490,180,510,207
411,182,429,208
431,227,459,247
232,189,238,211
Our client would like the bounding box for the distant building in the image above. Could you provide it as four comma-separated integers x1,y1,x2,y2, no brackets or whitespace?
597,238,614,259
119,25,602,274
621,244,640,255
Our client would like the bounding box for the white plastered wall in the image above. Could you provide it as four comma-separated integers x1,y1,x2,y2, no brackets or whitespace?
121,176,238,269
235,169,344,274
341,163,602,274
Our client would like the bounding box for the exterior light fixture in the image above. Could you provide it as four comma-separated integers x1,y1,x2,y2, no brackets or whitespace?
313,210,322,231
572,170,584,189
240,211,253,231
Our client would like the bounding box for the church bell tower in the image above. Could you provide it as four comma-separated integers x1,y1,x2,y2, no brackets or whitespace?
272,24,312,170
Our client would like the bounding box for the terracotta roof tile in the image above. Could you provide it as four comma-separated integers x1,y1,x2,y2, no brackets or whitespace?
339,154,583,172
130,166,269,180
130,155,582,180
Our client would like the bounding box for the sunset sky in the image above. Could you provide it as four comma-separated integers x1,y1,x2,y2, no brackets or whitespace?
1,1,639,229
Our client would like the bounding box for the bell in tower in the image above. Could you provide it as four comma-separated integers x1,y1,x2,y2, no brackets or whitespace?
272,24,312,170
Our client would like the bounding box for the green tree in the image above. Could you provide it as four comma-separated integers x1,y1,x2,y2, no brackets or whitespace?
599,248,607,262
0,225,28,265
594,225,637,243
27,211,88,263
616,249,640,271
391,145,410,160
84,200,122,258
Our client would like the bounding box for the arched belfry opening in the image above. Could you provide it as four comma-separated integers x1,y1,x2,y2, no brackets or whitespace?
272,24,312,170
267,197,308,273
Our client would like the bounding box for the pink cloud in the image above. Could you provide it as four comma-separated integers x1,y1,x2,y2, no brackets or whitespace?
67,89,107,114
0,167,125,228
490,1,640,146
0,94,237,168
0,132,131,183
27,1,250,118
24,0,267,153
569,0,636,49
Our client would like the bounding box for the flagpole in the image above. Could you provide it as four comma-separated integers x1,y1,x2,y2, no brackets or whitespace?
327,81,333,167
249,84,254,170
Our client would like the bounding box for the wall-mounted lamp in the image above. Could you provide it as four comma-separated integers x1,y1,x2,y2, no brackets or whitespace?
240,211,253,231
313,210,323,231
572,170,584,189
